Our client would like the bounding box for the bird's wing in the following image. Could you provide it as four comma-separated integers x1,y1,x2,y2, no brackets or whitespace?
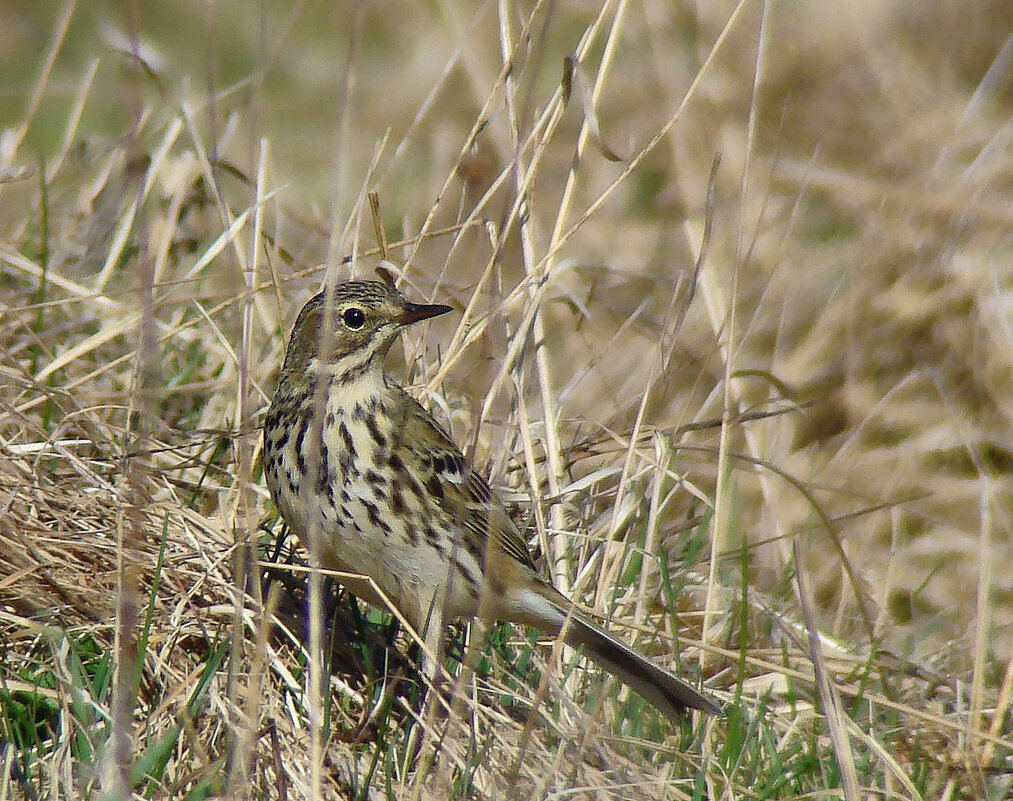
397,388,538,573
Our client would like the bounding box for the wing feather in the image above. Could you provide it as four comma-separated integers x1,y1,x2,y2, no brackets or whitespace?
395,388,537,573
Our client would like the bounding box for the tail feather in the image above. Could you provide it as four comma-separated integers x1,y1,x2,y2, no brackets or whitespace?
566,612,723,719
522,587,722,720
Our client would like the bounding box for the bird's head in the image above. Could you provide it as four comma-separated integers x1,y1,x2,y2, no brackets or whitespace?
280,280,452,378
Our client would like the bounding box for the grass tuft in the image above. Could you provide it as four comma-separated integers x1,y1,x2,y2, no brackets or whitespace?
1,1,1011,798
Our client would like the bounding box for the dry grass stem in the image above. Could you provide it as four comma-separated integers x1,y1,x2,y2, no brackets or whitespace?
2,1,1011,799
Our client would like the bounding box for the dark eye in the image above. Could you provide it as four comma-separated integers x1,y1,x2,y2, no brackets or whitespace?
342,307,365,329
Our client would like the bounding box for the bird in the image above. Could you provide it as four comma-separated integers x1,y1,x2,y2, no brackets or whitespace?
262,279,722,721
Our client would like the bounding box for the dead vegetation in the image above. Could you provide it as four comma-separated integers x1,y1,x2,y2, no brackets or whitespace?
1,1,1011,799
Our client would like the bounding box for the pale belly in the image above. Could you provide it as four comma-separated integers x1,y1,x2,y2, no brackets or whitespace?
264,387,483,632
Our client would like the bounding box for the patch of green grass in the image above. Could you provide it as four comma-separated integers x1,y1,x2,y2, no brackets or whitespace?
2,1,1012,798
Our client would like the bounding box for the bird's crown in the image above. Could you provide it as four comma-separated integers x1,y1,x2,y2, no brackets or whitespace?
280,280,451,374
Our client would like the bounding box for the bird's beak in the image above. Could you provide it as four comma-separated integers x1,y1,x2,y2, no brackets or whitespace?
399,302,453,326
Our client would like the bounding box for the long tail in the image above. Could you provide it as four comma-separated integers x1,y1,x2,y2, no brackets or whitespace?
519,585,723,720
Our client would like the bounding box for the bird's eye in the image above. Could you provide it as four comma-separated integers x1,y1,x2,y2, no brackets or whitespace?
342,307,365,329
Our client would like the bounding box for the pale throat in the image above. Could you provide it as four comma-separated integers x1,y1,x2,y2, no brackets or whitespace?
304,354,392,408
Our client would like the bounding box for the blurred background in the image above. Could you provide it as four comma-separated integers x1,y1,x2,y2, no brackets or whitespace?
4,0,1011,658
2,1,1012,796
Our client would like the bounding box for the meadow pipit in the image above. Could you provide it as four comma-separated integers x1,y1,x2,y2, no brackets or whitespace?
263,280,722,720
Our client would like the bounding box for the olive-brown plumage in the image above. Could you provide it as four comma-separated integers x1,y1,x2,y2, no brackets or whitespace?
263,280,721,720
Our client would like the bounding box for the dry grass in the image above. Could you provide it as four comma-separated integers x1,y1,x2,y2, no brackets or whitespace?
1,1,1012,798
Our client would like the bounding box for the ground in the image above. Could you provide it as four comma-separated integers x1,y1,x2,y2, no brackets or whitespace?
0,1,1011,799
